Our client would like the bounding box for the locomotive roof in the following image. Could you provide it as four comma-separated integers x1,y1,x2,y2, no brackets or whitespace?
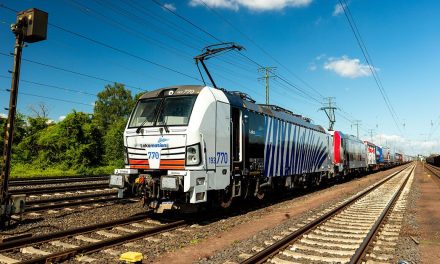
138,85,325,133
222,89,326,133
139,85,204,99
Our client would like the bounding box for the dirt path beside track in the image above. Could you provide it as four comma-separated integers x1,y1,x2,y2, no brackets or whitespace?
416,163,440,263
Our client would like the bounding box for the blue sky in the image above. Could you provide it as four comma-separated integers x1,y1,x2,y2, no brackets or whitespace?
0,0,439,155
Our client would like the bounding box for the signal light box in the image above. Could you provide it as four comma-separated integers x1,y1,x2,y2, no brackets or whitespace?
17,8,48,43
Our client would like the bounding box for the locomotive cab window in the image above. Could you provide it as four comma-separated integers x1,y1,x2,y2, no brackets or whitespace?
128,96,197,128
128,98,161,128
156,96,197,126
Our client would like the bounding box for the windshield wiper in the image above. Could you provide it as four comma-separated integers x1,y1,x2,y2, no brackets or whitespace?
136,102,161,134
162,116,170,133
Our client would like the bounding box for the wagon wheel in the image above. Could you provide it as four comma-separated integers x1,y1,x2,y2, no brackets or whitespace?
219,186,233,208
255,187,265,200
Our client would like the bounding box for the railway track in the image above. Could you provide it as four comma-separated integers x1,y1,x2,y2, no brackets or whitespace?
25,193,124,213
424,163,440,180
240,163,415,264
9,183,111,196
0,213,186,263
9,175,109,187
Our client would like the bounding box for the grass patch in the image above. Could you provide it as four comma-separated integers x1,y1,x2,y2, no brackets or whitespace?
7,163,117,178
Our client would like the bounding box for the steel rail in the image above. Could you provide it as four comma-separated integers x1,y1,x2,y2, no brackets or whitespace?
425,164,440,180
25,196,121,212
241,164,412,264
349,165,414,263
26,192,117,205
9,183,110,195
0,213,151,251
9,175,109,186
20,220,186,264
10,174,109,182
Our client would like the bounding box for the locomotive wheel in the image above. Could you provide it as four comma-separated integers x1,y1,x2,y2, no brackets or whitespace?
219,186,233,208
255,188,265,200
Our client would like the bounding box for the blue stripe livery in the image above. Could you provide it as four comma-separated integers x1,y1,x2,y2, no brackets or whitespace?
263,116,328,177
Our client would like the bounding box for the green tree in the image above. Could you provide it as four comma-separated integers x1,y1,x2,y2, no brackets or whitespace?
93,83,135,131
1,113,26,159
103,118,126,166
57,111,103,169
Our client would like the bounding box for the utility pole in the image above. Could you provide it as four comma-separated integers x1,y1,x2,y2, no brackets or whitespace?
1,8,47,228
351,120,361,139
319,97,337,131
258,66,276,105
367,129,374,142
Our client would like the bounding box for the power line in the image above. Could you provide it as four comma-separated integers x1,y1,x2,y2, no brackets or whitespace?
338,0,402,134
0,52,144,91
152,0,327,107
0,3,201,83
0,75,96,97
351,120,362,139
2,89,93,107
75,0,265,94
151,0,222,43
155,0,323,112
48,23,201,82
65,0,196,59
198,0,326,99
123,0,212,45
1,2,258,105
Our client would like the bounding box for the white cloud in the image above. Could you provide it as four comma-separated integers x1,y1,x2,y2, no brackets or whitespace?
332,3,345,16
46,119,55,125
189,0,312,11
58,115,66,121
371,133,440,156
324,55,374,78
0,113,6,119
308,63,317,71
163,3,176,11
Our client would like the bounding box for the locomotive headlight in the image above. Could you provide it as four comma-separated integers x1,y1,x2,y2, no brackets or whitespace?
186,144,201,166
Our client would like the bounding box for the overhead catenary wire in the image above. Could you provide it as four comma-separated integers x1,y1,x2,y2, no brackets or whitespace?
154,0,324,105
1,2,381,139
0,75,96,97
0,52,144,91
338,0,402,135
123,0,213,45
0,2,259,106
48,23,202,82
185,0,390,137
198,0,326,99
70,0,312,108
0,3,202,83
152,0,379,135
66,0,265,92
2,89,93,107
64,0,196,59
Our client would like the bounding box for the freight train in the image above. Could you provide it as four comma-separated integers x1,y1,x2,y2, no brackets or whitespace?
426,155,440,167
110,85,411,213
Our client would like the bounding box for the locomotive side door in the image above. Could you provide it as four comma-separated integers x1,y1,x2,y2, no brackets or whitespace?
231,107,243,173
213,101,231,189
